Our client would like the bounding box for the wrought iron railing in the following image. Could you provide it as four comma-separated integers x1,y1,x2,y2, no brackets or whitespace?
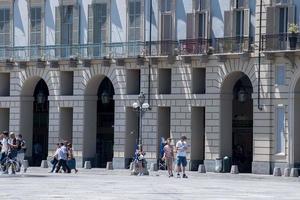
0,37,254,63
213,36,253,54
262,33,300,51
179,38,212,55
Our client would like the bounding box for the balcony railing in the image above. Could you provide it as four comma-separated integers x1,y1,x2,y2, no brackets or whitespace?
0,37,254,63
213,36,253,54
179,38,212,55
262,33,300,51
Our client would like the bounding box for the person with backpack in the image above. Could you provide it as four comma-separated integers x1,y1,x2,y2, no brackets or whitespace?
16,134,27,172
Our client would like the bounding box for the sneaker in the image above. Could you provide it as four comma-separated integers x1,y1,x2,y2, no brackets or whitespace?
182,174,188,178
177,174,181,178
169,174,174,178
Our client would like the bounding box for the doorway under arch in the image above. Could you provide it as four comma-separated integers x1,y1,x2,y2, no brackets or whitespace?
21,78,49,166
84,76,115,168
220,72,253,173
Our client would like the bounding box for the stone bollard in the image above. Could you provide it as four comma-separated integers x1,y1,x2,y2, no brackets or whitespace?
273,167,282,176
40,160,48,168
106,162,113,170
230,165,239,174
198,164,206,173
22,160,29,173
290,168,299,177
150,163,158,172
283,168,290,177
84,161,92,169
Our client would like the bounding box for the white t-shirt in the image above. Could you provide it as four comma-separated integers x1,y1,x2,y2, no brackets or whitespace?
1,138,8,153
176,140,187,157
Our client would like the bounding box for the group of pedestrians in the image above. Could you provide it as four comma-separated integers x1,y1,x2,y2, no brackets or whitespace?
135,135,189,178
0,131,27,174
50,141,78,174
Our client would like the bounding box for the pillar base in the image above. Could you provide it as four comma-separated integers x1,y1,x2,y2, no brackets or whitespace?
252,161,271,174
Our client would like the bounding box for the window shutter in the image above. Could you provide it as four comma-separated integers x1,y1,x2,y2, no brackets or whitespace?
55,6,61,45
72,5,80,45
186,13,195,39
243,9,250,37
288,5,295,25
224,10,233,37
205,10,210,39
41,5,45,46
88,4,93,44
266,6,276,49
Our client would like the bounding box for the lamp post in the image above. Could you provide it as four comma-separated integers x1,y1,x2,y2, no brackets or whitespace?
132,92,150,147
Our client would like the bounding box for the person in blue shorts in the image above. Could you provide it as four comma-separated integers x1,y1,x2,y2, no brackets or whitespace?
176,136,188,178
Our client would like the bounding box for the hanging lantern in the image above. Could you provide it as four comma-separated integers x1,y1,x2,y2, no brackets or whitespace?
36,92,46,104
101,91,110,104
238,88,247,102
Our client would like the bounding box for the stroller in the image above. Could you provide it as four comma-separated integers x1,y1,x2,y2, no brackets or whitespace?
158,137,167,170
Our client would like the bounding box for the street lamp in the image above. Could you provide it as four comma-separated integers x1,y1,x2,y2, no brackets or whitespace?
132,92,150,147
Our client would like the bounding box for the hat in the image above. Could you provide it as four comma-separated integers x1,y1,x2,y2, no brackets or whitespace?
9,132,15,136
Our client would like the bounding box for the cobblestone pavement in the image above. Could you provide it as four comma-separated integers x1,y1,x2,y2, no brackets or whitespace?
0,168,299,200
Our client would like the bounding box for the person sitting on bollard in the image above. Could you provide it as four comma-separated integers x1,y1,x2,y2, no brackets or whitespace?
135,145,145,176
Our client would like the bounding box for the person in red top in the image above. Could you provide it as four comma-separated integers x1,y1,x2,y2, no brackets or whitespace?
163,138,174,177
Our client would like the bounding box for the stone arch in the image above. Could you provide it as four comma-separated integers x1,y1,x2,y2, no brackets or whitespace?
82,66,121,96
18,68,55,97
83,72,116,167
288,68,300,167
216,60,257,94
220,70,254,173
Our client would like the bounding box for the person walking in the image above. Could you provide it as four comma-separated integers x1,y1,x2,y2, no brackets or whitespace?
49,143,60,173
55,142,70,173
163,138,174,177
0,131,9,173
16,134,27,172
67,143,78,173
176,136,188,178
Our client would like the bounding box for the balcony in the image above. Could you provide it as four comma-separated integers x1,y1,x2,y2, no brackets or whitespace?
213,36,253,54
179,38,212,55
262,33,300,52
146,40,179,56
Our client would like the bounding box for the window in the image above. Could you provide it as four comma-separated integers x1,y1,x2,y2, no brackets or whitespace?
158,68,171,94
94,3,107,44
128,0,141,42
276,105,285,154
279,7,288,33
0,9,10,47
275,65,285,85
30,7,42,46
235,10,244,36
161,0,172,12
61,6,73,45
126,69,140,94
192,68,206,94
196,12,206,38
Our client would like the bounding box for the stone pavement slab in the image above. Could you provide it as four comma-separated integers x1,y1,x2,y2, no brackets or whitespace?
0,168,299,200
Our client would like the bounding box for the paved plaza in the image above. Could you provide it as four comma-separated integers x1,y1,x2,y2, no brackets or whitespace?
0,168,299,200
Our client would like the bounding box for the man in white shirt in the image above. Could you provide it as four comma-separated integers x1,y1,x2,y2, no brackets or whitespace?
55,142,70,173
176,136,188,178
0,131,9,173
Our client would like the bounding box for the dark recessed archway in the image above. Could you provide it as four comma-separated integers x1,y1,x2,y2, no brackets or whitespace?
220,72,253,173
32,79,49,166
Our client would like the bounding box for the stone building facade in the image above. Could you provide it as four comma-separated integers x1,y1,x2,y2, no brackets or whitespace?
0,0,299,174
